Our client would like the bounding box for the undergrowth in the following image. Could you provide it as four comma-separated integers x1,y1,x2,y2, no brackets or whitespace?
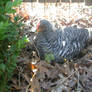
0,0,28,91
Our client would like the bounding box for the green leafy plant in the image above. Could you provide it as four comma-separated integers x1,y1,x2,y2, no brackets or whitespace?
0,0,28,91
45,53,55,63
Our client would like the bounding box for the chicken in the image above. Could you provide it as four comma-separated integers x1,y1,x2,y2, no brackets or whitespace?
34,20,92,62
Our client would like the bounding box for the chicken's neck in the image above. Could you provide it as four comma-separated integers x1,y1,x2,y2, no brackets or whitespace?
41,29,54,39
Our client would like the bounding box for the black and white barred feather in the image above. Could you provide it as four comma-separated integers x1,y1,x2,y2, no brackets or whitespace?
34,20,92,62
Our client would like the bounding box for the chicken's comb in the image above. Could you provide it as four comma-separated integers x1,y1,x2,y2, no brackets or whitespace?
37,22,40,32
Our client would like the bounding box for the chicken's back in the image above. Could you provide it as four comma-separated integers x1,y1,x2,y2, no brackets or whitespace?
59,27,89,60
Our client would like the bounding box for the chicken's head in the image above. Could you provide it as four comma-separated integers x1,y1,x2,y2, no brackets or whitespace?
36,20,52,32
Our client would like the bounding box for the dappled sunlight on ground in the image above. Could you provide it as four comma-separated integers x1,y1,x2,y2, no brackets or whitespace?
19,2,90,20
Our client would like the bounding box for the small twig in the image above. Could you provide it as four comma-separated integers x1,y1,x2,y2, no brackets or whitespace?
26,36,40,92
77,70,80,88
17,66,23,87
32,38,40,59
26,82,31,92
26,73,36,92
55,70,78,89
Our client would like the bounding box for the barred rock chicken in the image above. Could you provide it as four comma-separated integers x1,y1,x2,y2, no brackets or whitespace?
34,20,92,62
